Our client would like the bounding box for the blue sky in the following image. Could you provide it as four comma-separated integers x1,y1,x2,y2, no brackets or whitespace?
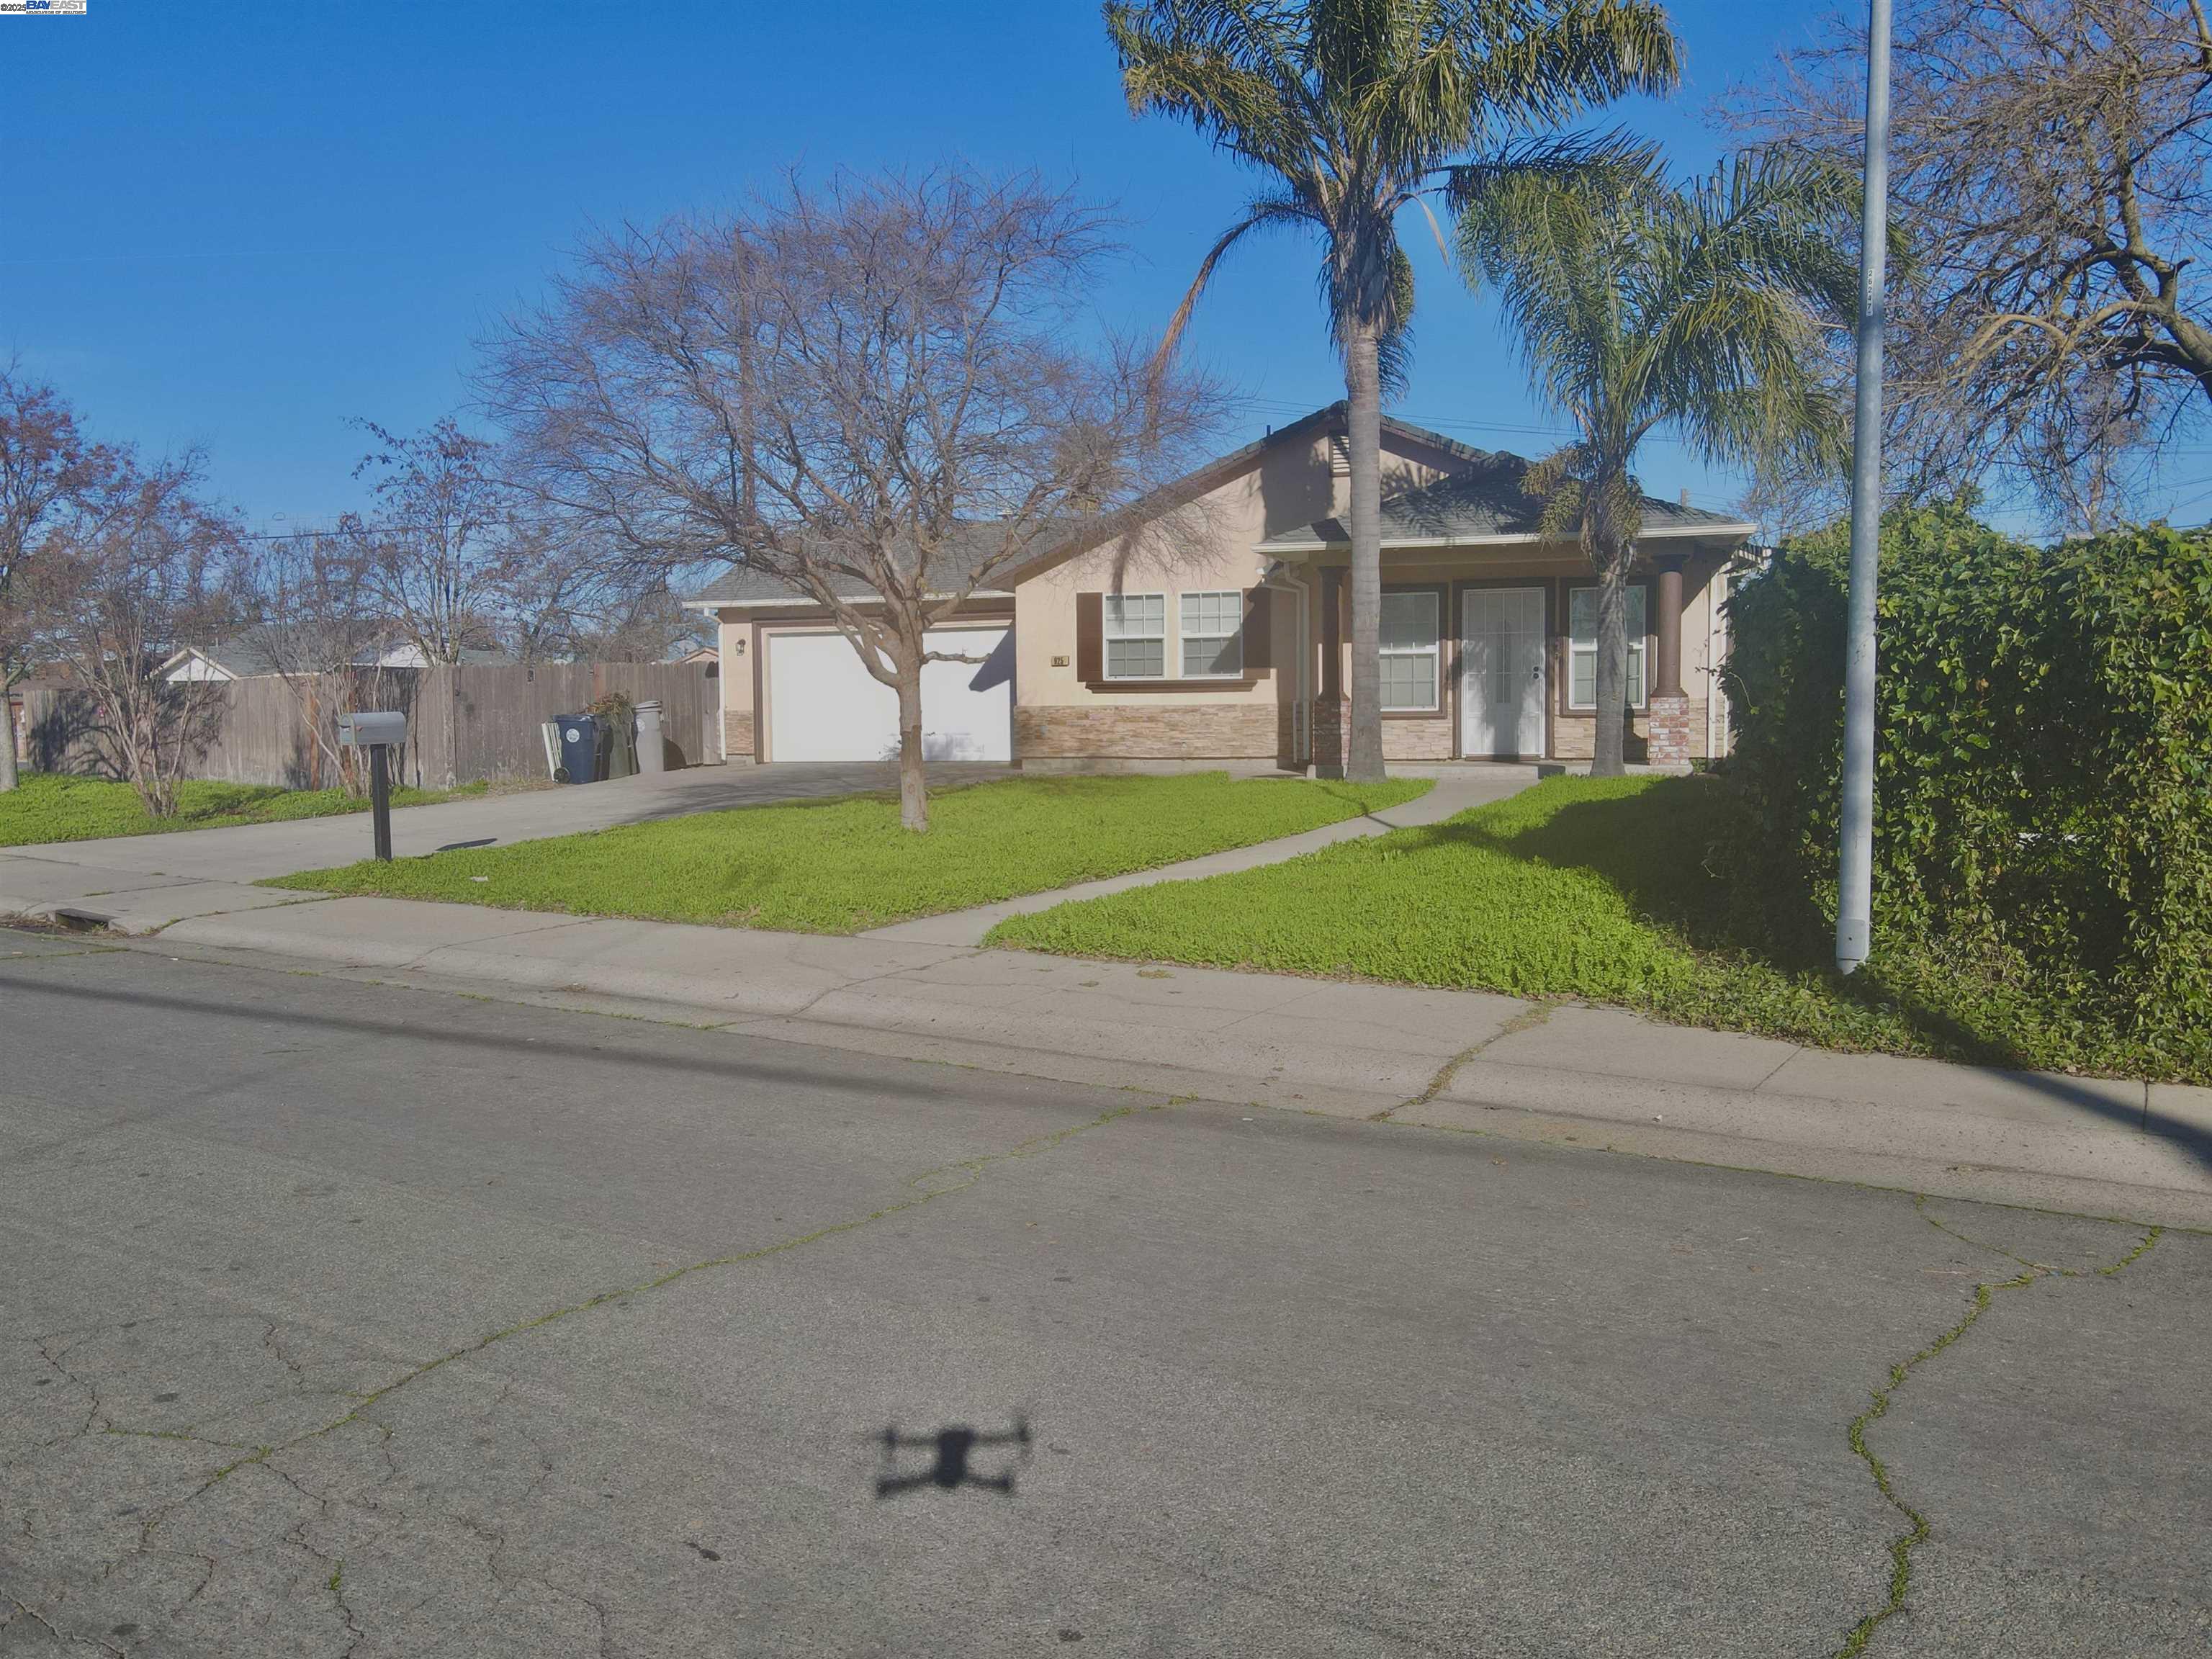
6,1,1907,532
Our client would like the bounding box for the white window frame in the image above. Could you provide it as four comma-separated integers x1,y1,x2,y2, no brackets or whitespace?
1566,583,1649,711
1102,593,1169,681
1178,590,1245,680
1379,589,1442,713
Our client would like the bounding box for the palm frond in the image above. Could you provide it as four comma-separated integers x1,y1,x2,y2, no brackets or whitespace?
1456,140,1858,500
1160,192,1326,367
1106,1,1326,177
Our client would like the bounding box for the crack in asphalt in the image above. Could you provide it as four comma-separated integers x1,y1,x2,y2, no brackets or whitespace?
1370,1002,1555,1123
6,1094,1161,1652
5,1591,122,1657
1829,1200,2165,1658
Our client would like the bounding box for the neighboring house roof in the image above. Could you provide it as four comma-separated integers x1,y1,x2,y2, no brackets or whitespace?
161,630,511,680
160,639,285,680
371,643,510,669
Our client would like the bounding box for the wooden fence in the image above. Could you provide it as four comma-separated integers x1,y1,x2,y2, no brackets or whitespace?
410,661,721,788
21,660,720,791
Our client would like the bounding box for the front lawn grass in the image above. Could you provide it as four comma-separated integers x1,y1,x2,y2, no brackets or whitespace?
987,773,2199,1081
266,772,1431,934
0,773,484,848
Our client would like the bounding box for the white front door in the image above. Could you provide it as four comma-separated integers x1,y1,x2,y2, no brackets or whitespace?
1460,588,1547,758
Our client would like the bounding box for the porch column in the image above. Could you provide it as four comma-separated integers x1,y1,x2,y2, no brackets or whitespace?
1313,568,1346,773
1647,553,1691,768
1652,553,1686,699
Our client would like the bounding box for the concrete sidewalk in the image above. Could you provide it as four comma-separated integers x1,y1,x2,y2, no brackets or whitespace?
138,891,2212,1229
865,766,1536,945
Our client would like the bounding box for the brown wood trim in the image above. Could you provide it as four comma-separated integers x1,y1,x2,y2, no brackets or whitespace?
749,619,765,763
1318,571,1342,700
1080,676,1264,693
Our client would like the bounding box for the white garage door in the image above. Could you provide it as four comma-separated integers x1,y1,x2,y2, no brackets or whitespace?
766,627,1012,763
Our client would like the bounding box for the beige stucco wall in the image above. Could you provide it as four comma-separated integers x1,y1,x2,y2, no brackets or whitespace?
1017,451,1287,714
1016,426,1464,716
714,613,755,762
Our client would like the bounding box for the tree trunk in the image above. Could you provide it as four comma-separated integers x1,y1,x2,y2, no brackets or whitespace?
441,663,461,791
1590,534,1630,778
0,680,17,793
894,664,930,832
1344,321,1386,783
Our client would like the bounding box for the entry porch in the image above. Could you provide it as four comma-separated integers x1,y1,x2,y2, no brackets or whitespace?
1275,544,1735,771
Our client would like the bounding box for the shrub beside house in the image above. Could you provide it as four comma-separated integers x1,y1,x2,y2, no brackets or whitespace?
1722,506,2212,1076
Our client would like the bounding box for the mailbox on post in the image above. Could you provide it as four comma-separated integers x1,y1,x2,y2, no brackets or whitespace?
337,711,408,861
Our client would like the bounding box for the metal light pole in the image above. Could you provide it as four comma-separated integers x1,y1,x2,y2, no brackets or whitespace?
1837,0,1894,976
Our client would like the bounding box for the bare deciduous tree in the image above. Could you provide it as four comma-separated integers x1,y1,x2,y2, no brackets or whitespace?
239,532,411,793
1736,0,2212,526
559,580,704,664
485,167,1223,830
492,518,675,665
0,366,119,792
30,452,241,816
341,418,522,783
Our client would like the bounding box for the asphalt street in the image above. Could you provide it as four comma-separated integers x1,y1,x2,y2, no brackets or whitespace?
1,927,2204,1658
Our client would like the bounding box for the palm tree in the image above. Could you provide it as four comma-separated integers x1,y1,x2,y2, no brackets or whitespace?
1107,0,1678,782
1455,149,1859,773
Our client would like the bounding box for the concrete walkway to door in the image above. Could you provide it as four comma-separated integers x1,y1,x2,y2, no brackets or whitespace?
863,764,1539,947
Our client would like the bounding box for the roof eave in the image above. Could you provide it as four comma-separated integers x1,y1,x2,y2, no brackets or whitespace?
1254,521,1759,558
683,588,1014,613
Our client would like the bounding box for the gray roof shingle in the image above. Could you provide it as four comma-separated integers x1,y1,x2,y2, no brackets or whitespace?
1257,443,1754,553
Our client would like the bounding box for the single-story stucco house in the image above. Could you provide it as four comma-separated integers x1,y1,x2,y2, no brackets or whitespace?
685,404,1755,773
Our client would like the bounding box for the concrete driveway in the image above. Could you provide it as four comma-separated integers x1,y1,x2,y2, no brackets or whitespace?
0,763,1012,910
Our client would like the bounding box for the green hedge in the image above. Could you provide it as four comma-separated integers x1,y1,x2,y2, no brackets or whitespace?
1721,505,2212,1076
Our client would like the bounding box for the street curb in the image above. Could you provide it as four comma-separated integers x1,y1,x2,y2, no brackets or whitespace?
132,904,2212,1231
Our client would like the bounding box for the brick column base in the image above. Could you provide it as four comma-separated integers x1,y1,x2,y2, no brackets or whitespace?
1646,694,1691,768
1310,696,1348,774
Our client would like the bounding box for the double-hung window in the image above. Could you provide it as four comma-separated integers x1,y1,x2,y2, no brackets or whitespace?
1179,591,1244,678
1102,593,1166,680
1567,585,1647,709
1379,590,1441,711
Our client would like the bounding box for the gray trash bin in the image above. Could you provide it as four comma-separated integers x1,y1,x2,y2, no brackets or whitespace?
604,716,637,781
635,699,667,773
